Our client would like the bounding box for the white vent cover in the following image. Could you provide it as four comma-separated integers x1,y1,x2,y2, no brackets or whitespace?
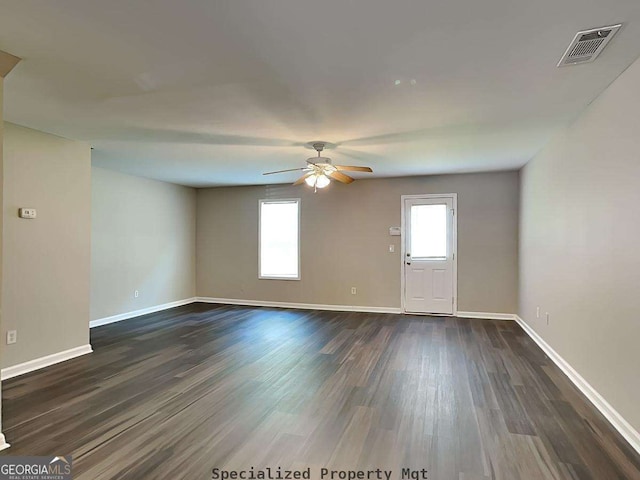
557,24,622,67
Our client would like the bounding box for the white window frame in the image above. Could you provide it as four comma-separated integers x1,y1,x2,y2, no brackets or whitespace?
258,198,301,280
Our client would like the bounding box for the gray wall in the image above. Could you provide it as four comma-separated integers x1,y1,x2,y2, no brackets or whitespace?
520,56,640,433
197,171,519,313
2,122,91,368
91,167,196,321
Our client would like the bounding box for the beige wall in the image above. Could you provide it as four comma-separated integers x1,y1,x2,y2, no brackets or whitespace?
520,57,640,433
0,77,5,441
197,171,519,312
2,122,91,368
91,167,196,321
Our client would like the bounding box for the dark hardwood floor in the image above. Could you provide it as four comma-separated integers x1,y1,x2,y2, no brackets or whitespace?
2,303,639,479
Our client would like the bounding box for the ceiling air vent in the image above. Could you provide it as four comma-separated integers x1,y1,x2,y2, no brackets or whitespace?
557,24,622,67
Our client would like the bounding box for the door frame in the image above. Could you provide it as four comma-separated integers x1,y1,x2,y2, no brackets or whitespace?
400,193,458,315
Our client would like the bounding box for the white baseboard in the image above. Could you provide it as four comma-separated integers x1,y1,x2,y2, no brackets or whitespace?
457,311,517,321
90,297,197,328
196,297,402,314
515,315,640,455
0,433,9,452
1,344,93,381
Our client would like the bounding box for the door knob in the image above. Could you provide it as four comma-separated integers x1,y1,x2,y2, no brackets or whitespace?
406,262,411,265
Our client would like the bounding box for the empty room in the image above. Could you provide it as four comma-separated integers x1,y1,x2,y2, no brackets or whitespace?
0,1,639,479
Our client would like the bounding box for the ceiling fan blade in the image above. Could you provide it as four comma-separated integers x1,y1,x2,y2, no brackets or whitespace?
263,167,309,175
329,171,355,184
334,165,373,172
293,173,312,185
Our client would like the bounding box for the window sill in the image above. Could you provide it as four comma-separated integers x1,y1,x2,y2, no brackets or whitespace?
259,275,301,281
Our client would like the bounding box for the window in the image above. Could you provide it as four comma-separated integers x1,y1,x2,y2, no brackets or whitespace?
410,204,448,258
259,199,300,279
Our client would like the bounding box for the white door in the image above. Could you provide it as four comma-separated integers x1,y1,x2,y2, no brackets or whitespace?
403,195,456,314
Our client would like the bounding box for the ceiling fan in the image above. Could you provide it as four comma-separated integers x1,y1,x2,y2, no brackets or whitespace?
263,142,373,191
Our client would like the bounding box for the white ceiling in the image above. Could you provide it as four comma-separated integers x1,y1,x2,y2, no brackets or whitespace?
1,0,640,187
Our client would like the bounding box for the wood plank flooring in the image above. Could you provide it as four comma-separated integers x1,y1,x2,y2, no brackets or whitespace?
2,303,639,479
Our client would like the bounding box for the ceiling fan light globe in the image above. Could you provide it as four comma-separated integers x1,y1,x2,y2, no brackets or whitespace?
304,174,317,187
316,174,330,188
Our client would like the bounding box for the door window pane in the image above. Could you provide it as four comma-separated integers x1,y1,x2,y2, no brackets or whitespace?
260,200,300,279
410,204,447,258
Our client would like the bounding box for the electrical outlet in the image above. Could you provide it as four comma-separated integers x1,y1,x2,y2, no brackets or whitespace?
7,330,17,345
546,312,550,325
351,287,357,295
18,208,37,219
536,306,540,319
134,290,139,298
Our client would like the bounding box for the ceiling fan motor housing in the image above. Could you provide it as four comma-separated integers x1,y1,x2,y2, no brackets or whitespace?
307,156,332,165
